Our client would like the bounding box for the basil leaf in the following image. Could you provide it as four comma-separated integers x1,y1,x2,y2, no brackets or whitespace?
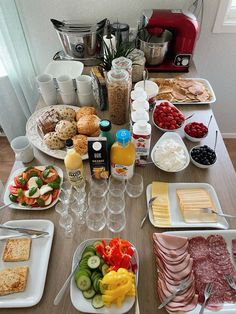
9,194,17,202
36,178,43,188
24,166,33,172
21,202,27,206
42,169,50,178
48,182,60,189
28,171,38,179
54,176,61,184
46,165,54,170
37,198,45,206
18,177,25,186
17,188,24,197
29,187,37,197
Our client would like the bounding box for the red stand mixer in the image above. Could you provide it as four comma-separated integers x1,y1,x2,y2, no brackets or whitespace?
138,9,199,72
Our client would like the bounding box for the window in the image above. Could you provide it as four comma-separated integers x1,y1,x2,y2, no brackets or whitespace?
213,0,236,33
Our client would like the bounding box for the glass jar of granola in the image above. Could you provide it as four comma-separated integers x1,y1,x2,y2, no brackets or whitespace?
107,69,130,125
128,49,146,83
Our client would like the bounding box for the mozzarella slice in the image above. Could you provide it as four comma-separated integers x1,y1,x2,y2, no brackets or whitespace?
47,171,55,178
25,188,40,198
27,177,39,189
40,185,53,195
45,194,52,206
34,166,46,171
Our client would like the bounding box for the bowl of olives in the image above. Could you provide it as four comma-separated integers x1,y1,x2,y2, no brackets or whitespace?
190,145,217,168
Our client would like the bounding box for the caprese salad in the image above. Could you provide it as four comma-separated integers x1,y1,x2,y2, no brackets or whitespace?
8,165,61,207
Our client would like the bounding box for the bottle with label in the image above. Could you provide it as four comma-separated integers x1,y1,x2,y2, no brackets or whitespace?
110,129,135,180
64,139,84,186
99,119,115,152
132,120,152,166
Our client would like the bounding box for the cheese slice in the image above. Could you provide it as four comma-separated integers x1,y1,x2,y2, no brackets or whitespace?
151,182,171,226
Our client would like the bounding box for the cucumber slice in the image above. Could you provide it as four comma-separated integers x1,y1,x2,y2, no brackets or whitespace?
87,256,100,269
83,245,96,254
91,271,101,282
93,278,102,293
75,269,91,281
92,294,104,309
82,251,95,259
82,287,96,299
93,240,102,248
76,275,91,291
102,264,109,276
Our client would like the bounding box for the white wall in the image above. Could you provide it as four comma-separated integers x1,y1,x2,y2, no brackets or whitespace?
16,0,236,134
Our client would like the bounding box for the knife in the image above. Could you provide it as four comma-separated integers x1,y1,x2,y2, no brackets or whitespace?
0,225,49,236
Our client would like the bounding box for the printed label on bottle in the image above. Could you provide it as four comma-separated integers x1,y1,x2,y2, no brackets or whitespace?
132,134,151,166
111,163,134,180
67,169,83,186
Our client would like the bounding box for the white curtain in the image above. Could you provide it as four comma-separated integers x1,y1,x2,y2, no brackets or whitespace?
0,0,38,141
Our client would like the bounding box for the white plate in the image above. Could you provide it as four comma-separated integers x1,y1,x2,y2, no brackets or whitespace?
151,132,190,172
164,229,236,314
70,238,139,314
44,61,84,79
0,219,54,308
150,78,216,105
26,105,88,160
146,182,228,229
3,166,63,210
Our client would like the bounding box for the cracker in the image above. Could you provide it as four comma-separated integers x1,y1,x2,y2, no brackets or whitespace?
3,238,32,262
0,266,28,296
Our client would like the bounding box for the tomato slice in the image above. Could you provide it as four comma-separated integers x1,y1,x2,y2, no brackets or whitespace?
40,194,51,202
52,189,60,201
43,168,58,183
17,195,26,203
23,168,42,181
24,197,36,206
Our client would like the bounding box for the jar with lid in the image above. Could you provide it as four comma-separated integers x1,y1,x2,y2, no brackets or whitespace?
130,109,149,132
131,97,149,112
112,57,132,80
107,69,130,125
130,87,147,103
128,49,146,83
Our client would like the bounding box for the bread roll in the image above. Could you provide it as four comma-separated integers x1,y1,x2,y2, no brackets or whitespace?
72,134,88,155
76,107,96,121
55,120,77,140
37,108,60,134
43,132,65,149
77,115,100,136
57,107,76,122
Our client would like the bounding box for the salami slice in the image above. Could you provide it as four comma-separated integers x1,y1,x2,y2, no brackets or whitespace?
189,237,209,259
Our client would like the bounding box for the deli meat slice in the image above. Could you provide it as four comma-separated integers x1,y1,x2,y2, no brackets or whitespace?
188,234,236,309
232,239,236,256
153,233,188,250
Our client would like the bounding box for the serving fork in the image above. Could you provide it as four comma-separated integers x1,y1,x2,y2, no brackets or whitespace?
225,274,236,290
140,196,157,228
158,277,192,309
201,208,236,219
199,282,214,314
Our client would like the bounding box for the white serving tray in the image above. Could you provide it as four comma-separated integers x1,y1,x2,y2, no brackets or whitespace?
70,238,139,314
164,229,236,313
151,132,190,172
146,182,229,229
150,78,216,105
26,105,88,160
0,219,54,308
3,166,63,210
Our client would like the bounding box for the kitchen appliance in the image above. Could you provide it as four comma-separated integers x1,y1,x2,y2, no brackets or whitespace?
51,18,106,65
138,10,199,72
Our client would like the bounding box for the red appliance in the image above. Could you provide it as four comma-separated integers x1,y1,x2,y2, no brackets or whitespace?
139,9,199,72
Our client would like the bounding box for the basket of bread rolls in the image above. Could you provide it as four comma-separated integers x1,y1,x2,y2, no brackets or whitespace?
35,105,100,158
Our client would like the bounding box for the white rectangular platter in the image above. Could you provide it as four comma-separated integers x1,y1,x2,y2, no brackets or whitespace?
164,229,236,313
70,238,139,314
0,219,54,307
3,166,63,210
146,182,228,229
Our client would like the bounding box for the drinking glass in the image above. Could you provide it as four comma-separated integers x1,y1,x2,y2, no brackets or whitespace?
108,176,126,194
89,178,108,197
73,189,86,205
88,192,107,212
107,190,125,213
55,201,68,216
107,210,126,233
71,202,87,225
86,209,106,232
61,181,72,195
126,173,143,198
60,214,75,238
73,180,86,193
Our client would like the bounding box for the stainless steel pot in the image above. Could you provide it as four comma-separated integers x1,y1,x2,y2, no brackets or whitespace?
51,19,106,60
138,29,172,65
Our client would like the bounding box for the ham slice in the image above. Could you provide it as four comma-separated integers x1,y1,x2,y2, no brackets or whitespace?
154,247,189,265
153,238,188,257
165,294,198,313
232,239,236,256
153,233,188,251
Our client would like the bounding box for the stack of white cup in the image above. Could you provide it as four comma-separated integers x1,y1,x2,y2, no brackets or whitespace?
36,74,57,106
57,75,77,105
76,75,94,107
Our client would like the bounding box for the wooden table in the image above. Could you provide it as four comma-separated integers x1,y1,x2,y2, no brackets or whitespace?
1,67,236,314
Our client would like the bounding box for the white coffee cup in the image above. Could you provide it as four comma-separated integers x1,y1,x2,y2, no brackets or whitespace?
77,91,95,107
57,75,74,93
40,88,57,106
76,75,92,94
60,90,77,105
36,74,55,93
11,136,34,163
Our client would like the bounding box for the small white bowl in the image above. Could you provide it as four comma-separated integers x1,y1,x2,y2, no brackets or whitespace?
134,80,159,101
184,131,208,142
190,145,217,169
152,100,185,132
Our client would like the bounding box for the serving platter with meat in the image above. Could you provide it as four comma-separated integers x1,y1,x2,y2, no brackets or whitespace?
153,230,236,313
150,78,216,105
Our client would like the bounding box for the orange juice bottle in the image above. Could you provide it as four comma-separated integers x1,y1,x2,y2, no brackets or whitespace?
110,129,135,180
64,139,84,186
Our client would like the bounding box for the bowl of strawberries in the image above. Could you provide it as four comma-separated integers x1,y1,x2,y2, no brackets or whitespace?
152,100,185,132
184,122,208,142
